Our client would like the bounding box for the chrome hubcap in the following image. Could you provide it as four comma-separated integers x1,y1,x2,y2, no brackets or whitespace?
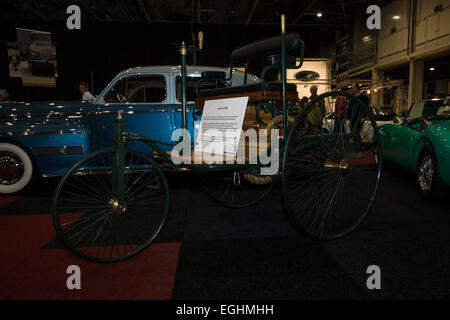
0,152,24,185
418,155,433,191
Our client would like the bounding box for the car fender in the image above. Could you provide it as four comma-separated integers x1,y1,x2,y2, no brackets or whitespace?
412,137,431,169
0,112,92,176
423,122,450,185
378,123,396,160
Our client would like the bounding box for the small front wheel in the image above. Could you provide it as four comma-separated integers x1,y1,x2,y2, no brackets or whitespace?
202,170,275,208
52,148,170,262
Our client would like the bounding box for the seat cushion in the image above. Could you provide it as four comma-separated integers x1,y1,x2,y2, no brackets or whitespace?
198,81,297,98
201,71,226,80
231,33,302,63
266,54,297,66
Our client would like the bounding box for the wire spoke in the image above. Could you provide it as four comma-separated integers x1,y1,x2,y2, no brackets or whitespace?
282,93,381,239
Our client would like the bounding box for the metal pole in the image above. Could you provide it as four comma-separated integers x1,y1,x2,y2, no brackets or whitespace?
281,14,287,141
180,41,187,132
244,62,248,84
112,110,125,204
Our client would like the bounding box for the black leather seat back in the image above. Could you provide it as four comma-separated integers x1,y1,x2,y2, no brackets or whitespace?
231,33,302,64
198,82,297,98
266,54,297,67
201,71,226,81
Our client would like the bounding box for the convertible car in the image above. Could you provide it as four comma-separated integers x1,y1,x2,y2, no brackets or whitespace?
379,98,450,199
0,65,258,194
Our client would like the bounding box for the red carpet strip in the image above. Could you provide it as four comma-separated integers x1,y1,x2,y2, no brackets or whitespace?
0,214,181,300
0,196,23,207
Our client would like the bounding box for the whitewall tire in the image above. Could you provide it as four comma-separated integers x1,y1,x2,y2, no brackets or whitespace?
0,142,37,194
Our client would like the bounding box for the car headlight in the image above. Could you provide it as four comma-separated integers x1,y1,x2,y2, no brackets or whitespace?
30,47,40,58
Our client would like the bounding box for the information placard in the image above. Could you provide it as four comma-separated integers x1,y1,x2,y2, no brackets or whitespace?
194,97,249,156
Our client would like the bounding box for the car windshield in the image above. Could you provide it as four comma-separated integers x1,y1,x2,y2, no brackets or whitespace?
103,75,167,103
408,100,450,120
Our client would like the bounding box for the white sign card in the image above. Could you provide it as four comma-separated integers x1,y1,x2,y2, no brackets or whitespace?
194,96,249,156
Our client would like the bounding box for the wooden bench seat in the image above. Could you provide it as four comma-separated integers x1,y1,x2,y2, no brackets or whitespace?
194,82,298,106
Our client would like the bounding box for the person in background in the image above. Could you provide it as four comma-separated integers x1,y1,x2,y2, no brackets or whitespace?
306,85,326,128
309,85,319,100
300,96,309,107
0,89,10,102
79,82,93,101
334,92,347,133
348,82,369,146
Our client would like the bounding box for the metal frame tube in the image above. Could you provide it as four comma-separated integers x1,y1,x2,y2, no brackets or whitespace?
281,14,287,141
180,41,187,132
244,62,248,84
112,111,125,204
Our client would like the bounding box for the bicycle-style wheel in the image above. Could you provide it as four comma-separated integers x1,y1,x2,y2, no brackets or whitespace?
52,148,169,262
202,170,275,208
281,92,381,240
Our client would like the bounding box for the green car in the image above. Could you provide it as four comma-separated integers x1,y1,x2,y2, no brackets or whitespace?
379,98,450,198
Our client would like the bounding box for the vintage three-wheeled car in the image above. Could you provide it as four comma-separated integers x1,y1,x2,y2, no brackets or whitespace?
45,15,383,263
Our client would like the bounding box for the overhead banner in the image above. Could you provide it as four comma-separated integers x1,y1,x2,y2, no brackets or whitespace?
8,28,58,88
287,58,331,99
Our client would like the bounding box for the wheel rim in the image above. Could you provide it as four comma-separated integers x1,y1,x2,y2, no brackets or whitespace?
282,92,381,240
202,170,275,208
418,154,433,191
0,151,24,185
52,148,169,262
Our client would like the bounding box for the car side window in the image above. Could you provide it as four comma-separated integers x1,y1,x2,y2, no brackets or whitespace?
103,75,167,103
175,75,228,102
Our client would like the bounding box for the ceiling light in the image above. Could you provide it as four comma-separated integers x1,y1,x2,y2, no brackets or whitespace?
429,67,435,71
317,12,323,18
393,15,400,20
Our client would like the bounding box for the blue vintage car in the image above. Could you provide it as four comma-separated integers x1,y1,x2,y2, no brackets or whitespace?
0,65,258,194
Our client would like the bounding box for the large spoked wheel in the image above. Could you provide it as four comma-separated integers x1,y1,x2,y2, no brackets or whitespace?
202,170,275,208
282,92,381,240
52,148,170,262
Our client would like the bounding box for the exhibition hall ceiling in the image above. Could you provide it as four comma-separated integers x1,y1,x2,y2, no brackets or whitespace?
0,0,392,26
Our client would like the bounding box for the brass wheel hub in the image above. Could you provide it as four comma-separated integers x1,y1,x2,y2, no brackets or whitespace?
324,159,350,174
109,198,127,214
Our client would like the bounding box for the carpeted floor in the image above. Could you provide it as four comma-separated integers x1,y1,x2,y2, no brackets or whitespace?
0,167,449,300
